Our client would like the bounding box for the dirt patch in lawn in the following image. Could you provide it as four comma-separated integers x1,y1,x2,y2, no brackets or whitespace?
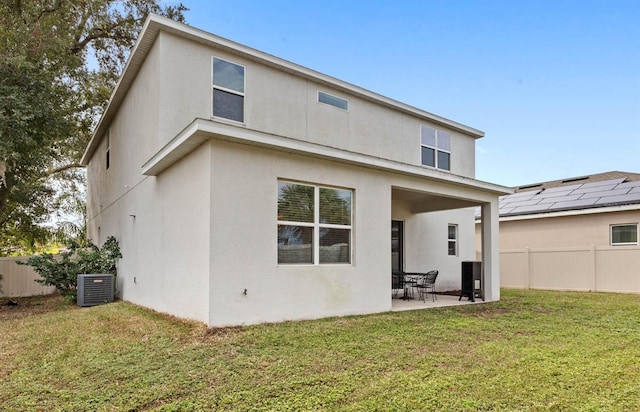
0,293,76,321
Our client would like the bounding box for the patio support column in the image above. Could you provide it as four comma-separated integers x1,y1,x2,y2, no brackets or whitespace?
481,199,500,301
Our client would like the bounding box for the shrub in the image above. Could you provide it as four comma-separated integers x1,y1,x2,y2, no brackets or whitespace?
19,236,122,299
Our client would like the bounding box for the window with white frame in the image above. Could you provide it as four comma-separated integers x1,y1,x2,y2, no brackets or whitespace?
318,91,349,110
212,57,245,122
421,125,451,171
611,224,638,246
448,224,458,256
277,181,352,265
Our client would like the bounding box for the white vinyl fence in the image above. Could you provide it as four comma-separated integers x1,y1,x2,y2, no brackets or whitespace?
499,246,640,293
0,257,56,297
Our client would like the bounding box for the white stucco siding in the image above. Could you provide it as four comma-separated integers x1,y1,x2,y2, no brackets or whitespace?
156,32,212,146
394,206,477,292
247,63,308,138
116,143,211,323
83,16,507,328
145,31,479,180
86,36,161,236
207,140,392,326
88,144,212,324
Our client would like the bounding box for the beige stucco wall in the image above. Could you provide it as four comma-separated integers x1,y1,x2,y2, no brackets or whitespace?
489,209,639,249
476,209,640,293
152,31,478,179
206,139,485,326
86,37,161,236
85,24,501,326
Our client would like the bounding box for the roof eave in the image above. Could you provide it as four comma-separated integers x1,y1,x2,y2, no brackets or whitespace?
142,118,510,197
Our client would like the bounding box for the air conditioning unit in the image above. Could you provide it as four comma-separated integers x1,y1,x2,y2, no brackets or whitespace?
77,274,114,307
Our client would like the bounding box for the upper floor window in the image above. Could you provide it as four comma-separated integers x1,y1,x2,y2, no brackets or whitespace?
448,224,458,256
212,57,245,122
421,125,450,171
611,224,638,246
318,91,349,111
105,130,111,170
277,181,352,265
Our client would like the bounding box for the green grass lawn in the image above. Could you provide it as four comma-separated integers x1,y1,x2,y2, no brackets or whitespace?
1,289,639,411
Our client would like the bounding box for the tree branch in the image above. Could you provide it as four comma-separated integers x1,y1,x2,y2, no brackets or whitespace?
47,163,84,175
70,21,135,55
34,0,65,24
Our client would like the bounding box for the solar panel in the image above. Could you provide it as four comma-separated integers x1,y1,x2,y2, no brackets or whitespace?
511,204,552,214
535,190,574,199
617,180,640,190
572,184,618,194
504,199,542,208
595,192,640,205
537,194,582,204
580,188,631,199
577,178,626,188
498,175,640,217
548,198,598,210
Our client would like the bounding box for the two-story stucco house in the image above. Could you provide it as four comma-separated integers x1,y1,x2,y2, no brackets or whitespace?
80,14,510,327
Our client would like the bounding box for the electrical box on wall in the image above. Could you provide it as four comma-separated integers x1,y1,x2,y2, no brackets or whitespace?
77,274,114,307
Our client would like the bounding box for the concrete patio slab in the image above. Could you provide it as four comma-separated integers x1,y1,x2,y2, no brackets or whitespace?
391,293,483,312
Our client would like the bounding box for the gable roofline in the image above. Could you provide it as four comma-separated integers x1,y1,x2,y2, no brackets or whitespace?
512,171,640,194
81,14,484,165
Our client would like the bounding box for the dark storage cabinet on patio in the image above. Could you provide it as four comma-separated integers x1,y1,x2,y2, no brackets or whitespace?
460,261,482,302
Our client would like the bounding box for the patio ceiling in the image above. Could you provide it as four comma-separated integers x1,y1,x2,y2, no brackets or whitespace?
392,187,483,213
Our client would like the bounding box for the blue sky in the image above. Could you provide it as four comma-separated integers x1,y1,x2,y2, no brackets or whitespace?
184,0,639,187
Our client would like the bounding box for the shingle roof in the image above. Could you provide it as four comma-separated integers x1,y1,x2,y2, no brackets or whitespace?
481,171,640,218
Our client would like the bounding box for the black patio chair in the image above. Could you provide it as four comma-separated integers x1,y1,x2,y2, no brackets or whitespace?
415,270,438,302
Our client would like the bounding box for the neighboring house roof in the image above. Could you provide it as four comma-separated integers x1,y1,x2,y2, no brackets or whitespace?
81,14,484,166
481,171,640,219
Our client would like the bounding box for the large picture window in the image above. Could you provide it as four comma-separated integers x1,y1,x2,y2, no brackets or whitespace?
277,181,352,265
212,57,245,122
421,125,451,171
611,224,638,246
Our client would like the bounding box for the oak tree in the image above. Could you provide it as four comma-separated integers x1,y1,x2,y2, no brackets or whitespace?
0,0,187,254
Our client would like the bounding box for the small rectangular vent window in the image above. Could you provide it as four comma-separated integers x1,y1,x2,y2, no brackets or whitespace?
318,91,348,110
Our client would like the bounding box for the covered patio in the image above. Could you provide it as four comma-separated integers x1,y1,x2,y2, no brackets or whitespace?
391,292,482,311
391,184,502,304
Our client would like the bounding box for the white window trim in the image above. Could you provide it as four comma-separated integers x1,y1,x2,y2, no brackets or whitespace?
420,125,451,171
317,90,349,111
212,56,246,123
277,181,353,266
448,224,458,256
610,223,639,246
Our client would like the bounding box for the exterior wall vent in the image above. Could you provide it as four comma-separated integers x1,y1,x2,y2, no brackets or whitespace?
77,274,114,307
561,176,589,184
